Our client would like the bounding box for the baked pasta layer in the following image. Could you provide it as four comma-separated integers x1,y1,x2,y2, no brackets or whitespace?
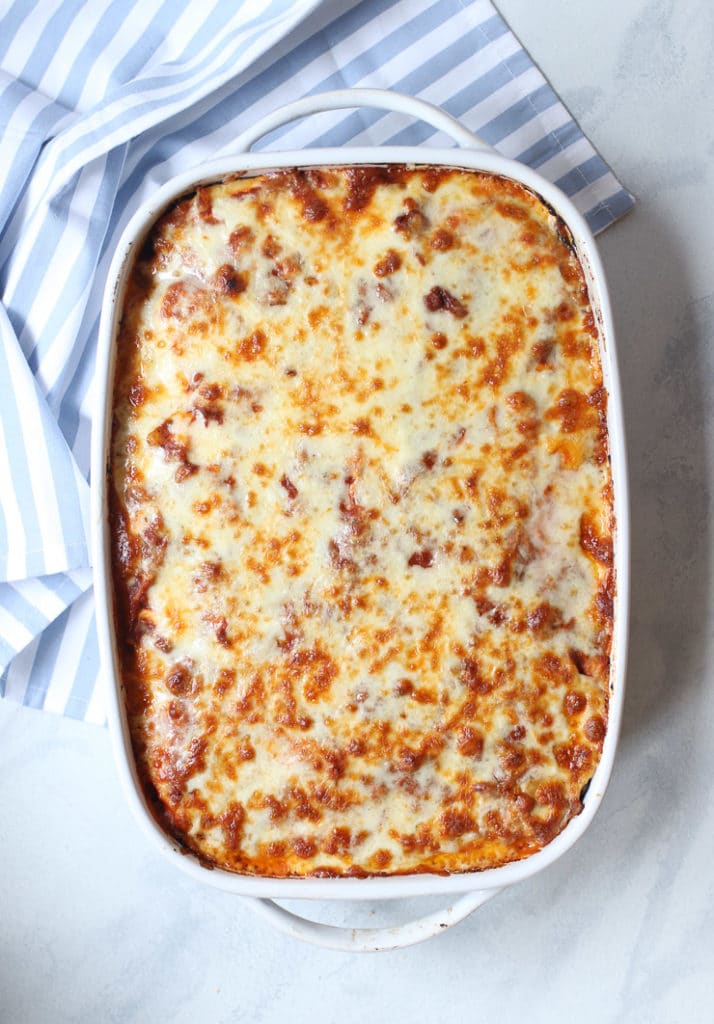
111,165,614,876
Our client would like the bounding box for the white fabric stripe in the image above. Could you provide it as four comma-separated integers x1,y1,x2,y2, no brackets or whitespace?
82,662,105,725
41,588,95,715
0,604,34,653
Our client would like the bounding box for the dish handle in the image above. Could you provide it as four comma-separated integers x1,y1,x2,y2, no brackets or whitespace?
232,88,493,154
242,888,501,952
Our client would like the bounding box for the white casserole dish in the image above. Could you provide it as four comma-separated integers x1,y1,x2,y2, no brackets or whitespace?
91,89,629,952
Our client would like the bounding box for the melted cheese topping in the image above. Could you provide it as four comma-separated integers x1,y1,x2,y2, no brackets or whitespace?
111,166,614,876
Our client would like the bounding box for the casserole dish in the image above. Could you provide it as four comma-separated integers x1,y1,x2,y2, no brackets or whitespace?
92,89,629,951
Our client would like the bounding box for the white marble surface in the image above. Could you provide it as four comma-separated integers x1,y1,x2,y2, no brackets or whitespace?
2,1,714,1020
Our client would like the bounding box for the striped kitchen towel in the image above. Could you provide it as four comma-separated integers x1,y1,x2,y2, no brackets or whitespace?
0,0,634,724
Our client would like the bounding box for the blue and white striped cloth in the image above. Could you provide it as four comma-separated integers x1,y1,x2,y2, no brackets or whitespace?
0,0,634,724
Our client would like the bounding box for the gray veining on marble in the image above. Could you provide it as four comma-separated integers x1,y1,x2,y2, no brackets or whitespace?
1,1,713,1021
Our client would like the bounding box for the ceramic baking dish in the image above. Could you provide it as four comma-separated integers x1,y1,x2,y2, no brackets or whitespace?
91,88,629,952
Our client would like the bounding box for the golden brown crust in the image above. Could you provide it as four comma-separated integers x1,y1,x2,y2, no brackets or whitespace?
110,166,614,877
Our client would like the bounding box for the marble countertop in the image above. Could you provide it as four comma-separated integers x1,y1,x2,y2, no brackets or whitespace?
2,1,713,1020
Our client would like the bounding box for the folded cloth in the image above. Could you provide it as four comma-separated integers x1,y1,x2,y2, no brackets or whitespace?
0,0,634,724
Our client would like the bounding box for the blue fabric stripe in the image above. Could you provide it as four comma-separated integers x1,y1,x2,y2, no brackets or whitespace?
603,187,636,219
7,174,83,366
587,204,617,235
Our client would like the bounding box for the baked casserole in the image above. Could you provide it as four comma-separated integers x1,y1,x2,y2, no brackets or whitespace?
110,165,614,877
